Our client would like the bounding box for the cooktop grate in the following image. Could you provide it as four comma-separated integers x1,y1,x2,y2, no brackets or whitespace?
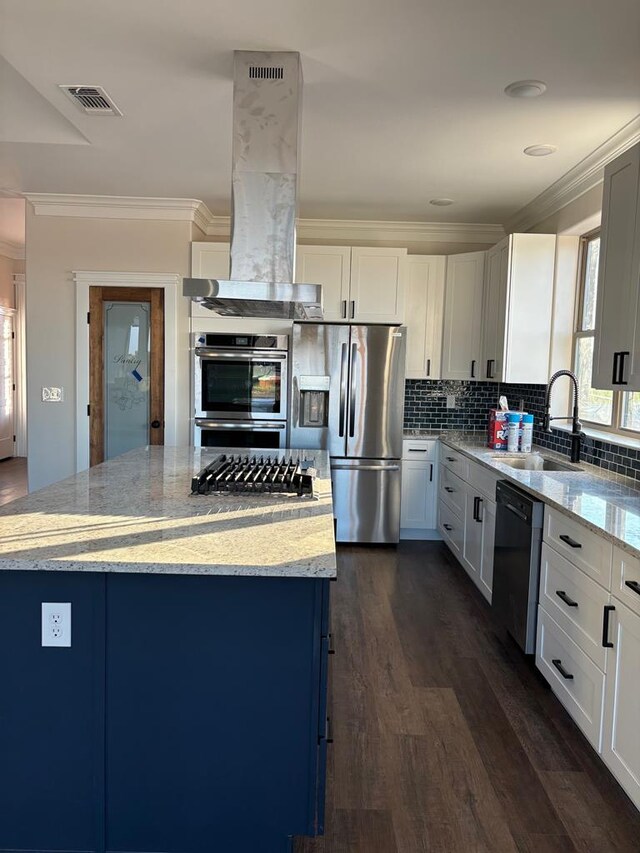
191,454,316,497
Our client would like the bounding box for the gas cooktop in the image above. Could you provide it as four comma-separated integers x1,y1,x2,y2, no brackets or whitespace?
191,454,316,497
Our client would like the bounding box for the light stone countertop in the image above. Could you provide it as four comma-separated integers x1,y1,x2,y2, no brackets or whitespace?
440,435,640,559
0,447,337,578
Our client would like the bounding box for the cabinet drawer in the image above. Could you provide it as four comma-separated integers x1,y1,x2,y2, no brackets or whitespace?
440,445,469,480
438,499,464,559
439,466,466,517
402,439,437,461
544,508,612,589
540,543,611,670
611,546,640,618
467,459,498,501
536,606,605,751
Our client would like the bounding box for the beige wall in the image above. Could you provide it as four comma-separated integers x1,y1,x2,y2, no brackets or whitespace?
0,254,16,309
25,210,192,490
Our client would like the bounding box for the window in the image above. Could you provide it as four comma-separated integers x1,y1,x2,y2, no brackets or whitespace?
574,232,640,434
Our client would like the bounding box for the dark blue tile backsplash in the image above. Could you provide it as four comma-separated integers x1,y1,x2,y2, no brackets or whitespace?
404,379,640,484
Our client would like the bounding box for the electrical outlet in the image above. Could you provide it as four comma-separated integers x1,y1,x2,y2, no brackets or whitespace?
446,395,456,409
41,602,71,647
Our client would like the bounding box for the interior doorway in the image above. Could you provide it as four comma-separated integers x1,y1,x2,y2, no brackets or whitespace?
88,286,165,467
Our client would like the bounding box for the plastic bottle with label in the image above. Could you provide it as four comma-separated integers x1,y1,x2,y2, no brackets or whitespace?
506,412,522,453
520,413,534,453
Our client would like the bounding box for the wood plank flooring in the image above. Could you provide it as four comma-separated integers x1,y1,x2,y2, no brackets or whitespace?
296,542,640,853
0,457,27,506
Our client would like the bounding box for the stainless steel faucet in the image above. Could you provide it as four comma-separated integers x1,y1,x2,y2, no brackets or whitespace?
543,370,583,463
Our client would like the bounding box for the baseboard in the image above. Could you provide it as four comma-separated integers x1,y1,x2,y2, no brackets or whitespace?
399,528,442,541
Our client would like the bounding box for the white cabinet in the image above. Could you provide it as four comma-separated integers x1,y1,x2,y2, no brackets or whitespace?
461,470,496,603
191,241,230,279
602,600,640,810
481,233,556,383
592,141,640,390
295,245,406,323
400,439,438,537
441,251,485,380
294,246,351,322
404,255,446,379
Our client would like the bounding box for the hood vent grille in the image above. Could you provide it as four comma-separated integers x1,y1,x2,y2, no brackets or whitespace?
248,66,284,80
59,85,122,115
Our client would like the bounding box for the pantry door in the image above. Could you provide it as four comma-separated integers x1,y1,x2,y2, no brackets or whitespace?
89,287,164,467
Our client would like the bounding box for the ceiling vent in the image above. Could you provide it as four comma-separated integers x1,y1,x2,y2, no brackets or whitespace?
248,65,284,80
59,85,122,115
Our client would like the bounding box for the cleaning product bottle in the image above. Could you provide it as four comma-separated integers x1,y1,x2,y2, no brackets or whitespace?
520,413,534,453
506,412,522,453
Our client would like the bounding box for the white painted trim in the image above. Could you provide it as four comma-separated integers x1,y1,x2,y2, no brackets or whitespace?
0,305,16,316
0,238,25,260
26,194,212,227
73,271,181,473
12,274,27,457
507,116,640,233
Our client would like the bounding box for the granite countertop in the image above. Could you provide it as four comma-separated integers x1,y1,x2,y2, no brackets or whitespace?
440,435,640,558
0,447,336,578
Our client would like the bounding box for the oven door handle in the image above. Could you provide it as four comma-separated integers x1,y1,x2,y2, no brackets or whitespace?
195,420,287,430
195,348,287,360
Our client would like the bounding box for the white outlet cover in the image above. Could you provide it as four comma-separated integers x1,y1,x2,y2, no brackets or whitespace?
446,395,456,409
42,387,64,402
42,602,71,647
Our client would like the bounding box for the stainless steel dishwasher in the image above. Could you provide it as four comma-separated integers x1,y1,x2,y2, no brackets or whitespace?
492,480,544,654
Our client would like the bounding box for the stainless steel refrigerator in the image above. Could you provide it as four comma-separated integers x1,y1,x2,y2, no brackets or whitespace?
289,322,406,543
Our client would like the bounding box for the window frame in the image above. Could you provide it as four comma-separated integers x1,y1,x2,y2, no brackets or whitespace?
572,229,639,436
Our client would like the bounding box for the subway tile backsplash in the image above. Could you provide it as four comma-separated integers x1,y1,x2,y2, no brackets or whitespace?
404,379,640,484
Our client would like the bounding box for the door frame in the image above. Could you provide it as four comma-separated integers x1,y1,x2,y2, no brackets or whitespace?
75,271,181,473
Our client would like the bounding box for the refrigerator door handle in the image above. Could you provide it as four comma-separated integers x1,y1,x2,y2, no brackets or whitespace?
349,343,358,437
339,343,348,438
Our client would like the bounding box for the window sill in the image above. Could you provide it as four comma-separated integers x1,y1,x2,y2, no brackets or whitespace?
553,422,640,451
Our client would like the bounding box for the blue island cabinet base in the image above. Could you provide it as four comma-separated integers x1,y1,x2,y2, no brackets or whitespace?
0,571,331,853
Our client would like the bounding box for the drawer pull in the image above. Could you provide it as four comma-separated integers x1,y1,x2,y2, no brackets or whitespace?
602,604,615,648
559,534,582,549
556,590,578,608
445,486,455,493
443,524,453,531
445,456,456,462
625,580,640,597
408,448,428,452
552,659,574,680
429,463,433,483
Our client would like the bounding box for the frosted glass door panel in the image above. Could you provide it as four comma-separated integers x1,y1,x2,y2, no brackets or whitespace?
0,313,13,459
104,302,150,460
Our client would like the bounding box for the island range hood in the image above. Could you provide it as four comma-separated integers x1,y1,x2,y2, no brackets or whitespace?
183,51,322,320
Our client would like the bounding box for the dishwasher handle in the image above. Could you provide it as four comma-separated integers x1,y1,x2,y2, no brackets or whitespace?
503,502,528,522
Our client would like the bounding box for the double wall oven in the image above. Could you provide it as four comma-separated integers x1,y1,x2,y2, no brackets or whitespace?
193,333,289,449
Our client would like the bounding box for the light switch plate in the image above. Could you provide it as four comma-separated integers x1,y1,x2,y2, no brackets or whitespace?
42,387,64,402
41,602,72,647
446,395,456,409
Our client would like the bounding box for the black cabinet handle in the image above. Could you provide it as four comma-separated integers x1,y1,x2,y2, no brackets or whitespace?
341,299,347,319
559,534,582,549
552,659,574,680
445,486,454,493
445,456,456,462
473,495,480,521
612,352,620,385
429,463,433,483
350,300,355,319
619,351,630,385
408,448,428,452
624,580,640,597
486,358,495,379
443,523,453,531
556,590,578,608
470,359,476,378
602,605,615,648
426,358,431,376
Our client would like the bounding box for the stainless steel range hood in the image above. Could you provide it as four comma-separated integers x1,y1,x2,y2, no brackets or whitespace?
184,51,322,320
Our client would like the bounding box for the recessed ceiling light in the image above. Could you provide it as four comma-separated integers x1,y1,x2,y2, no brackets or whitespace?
429,198,454,206
523,144,558,157
504,80,547,98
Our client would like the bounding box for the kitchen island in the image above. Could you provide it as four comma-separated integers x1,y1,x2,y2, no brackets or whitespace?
0,447,336,853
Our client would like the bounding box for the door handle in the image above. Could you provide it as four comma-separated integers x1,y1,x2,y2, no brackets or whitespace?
443,523,453,531
559,534,582,549
425,358,431,377
429,463,433,482
618,351,629,385
624,580,640,596
445,486,455,493
151,420,161,429
470,360,476,378
349,342,357,437
350,300,355,319
556,590,578,608
331,464,400,472
504,502,527,522
486,359,495,379
602,604,615,648
552,659,574,680
339,343,348,438
474,496,483,523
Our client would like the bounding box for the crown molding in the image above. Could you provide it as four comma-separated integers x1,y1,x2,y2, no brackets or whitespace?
25,193,212,227
73,271,181,287
507,115,640,233
0,238,25,260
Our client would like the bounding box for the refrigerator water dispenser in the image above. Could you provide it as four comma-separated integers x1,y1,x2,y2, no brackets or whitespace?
298,376,330,428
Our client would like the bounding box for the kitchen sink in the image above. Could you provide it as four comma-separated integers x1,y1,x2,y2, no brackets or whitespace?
491,455,583,473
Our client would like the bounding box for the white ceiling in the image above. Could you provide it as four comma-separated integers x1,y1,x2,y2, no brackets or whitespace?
1,0,639,225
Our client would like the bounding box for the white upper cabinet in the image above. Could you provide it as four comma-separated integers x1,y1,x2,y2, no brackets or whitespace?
593,142,640,390
191,241,230,278
481,233,556,384
441,251,485,380
294,246,351,322
295,245,406,323
404,255,446,379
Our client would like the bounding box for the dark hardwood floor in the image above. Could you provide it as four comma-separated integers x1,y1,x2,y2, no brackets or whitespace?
296,541,640,853
0,457,27,506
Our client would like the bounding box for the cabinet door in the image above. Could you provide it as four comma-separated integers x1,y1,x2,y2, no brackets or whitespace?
479,497,496,603
441,251,485,380
602,600,640,810
593,144,640,389
191,241,230,278
349,247,406,323
462,487,482,581
401,459,436,529
404,255,446,379
481,240,508,381
295,246,351,322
